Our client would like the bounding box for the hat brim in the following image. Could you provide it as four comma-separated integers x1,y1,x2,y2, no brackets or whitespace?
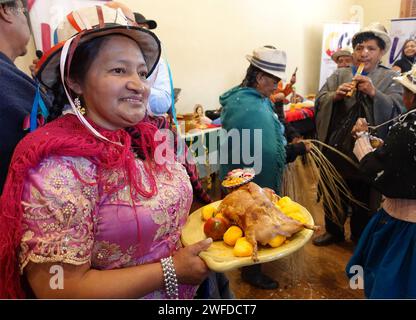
394,74,416,94
144,20,157,30
134,12,157,29
36,25,161,89
331,50,352,62
246,55,286,82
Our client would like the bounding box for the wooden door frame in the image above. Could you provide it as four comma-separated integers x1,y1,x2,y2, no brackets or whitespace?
400,0,416,17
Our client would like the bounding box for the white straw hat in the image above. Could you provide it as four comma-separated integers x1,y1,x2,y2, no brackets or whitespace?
394,65,416,94
36,5,161,89
352,22,391,53
35,5,161,144
246,46,287,81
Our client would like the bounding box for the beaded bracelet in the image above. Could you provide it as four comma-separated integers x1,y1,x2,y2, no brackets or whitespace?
160,256,179,299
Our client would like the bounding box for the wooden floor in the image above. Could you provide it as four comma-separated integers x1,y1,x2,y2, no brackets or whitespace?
192,172,365,299
224,239,364,299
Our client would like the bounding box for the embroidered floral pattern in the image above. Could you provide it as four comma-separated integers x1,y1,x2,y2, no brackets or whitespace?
19,154,194,298
101,161,192,244
20,156,97,272
92,241,137,269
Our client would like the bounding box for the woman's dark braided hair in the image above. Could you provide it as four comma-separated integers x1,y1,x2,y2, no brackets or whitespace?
47,36,110,122
48,80,68,121
240,64,263,88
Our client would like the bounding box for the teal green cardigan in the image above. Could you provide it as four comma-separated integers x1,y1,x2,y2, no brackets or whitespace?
219,86,286,194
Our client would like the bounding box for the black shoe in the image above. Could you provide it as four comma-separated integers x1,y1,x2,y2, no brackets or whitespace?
312,232,344,246
241,270,279,290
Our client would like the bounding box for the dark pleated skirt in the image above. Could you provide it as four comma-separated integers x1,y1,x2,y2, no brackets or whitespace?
346,209,416,299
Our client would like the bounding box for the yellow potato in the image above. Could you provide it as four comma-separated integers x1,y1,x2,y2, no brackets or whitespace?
280,203,302,215
223,226,243,246
233,237,253,257
268,235,287,248
285,211,307,224
278,196,292,208
201,205,216,221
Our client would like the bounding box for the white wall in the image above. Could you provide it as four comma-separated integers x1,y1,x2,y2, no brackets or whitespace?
123,0,359,113
16,0,401,113
355,0,401,28
15,38,36,77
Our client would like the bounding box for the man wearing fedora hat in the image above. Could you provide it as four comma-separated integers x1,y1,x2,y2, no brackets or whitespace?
314,22,404,246
331,47,353,69
0,0,51,192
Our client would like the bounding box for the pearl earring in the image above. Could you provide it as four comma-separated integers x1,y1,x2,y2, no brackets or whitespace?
74,97,86,115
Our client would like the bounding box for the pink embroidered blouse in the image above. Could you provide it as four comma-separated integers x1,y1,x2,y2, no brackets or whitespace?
19,155,196,299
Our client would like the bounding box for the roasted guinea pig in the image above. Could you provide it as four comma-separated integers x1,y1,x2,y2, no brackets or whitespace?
217,182,317,261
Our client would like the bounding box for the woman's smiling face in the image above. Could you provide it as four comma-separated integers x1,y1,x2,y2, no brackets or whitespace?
403,40,416,58
71,35,150,130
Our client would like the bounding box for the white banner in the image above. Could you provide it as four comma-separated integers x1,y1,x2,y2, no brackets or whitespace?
388,18,416,67
28,0,108,52
319,22,360,89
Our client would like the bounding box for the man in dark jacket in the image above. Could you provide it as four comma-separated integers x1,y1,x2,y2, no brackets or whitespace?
0,0,50,193
314,23,404,246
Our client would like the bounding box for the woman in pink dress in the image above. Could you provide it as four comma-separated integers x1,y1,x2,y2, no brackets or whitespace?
0,6,211,299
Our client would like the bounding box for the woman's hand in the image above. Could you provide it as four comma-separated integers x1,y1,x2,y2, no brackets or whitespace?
334,82,354,101
173,238,212,285
351,117,369,138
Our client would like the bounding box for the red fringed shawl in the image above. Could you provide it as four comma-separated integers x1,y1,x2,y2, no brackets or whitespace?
0,114,162,298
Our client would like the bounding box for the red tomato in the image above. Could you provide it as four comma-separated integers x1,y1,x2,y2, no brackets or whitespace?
203,217,229,240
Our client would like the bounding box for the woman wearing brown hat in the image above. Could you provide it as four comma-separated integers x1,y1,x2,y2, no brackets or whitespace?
346,65,416,298
0,6,211,299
